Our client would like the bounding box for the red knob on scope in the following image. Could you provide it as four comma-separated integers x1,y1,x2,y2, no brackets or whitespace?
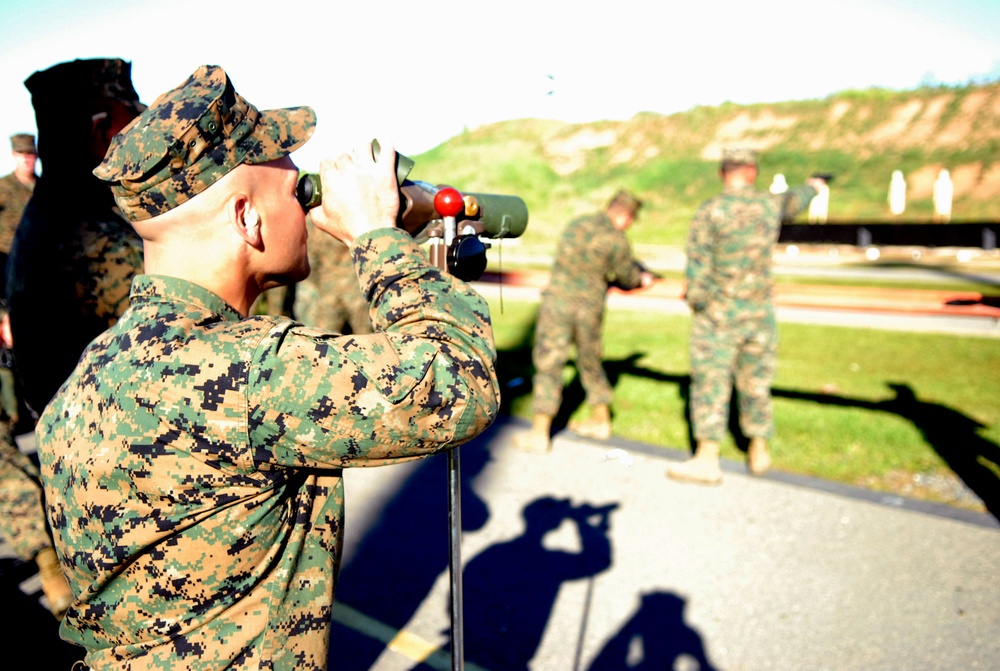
434,187,464,218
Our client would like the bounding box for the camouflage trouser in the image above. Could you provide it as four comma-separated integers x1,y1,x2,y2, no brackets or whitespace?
531,296,611,417
689,307,777,442
0,425,51,560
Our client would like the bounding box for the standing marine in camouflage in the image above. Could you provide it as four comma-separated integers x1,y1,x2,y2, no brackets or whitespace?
0,133,38,262
0,61,145,621
0,135,37,436
668,147,823,485
294,216,373,334
0,133,37,435
6,59,145,415
0,134,36,438
517,190,653,454
38,64,500,670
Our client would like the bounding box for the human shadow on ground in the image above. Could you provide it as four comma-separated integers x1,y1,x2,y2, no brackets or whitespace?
503,329,998,517
328,422,497,670
770,383,1000,519
0,556,85,667
456,495,618,671
586,591,718,671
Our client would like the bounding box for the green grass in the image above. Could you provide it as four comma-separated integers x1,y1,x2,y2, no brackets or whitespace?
488,298,1000,512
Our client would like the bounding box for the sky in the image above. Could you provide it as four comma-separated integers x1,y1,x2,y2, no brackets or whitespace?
0,0,998,172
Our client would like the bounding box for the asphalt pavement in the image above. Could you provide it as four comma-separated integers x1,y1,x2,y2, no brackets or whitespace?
327,419,999,671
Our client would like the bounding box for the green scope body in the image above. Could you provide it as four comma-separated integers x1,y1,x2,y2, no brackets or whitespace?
296,175,528,240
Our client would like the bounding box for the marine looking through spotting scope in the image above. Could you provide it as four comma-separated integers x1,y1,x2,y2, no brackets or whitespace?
296,140,529,282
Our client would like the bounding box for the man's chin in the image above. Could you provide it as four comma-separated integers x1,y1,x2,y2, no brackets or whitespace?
265,264,310,290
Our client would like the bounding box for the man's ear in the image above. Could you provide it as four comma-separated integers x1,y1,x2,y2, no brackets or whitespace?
231,196,262,248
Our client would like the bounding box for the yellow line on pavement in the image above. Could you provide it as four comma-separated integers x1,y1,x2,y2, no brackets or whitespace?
331,602,490,671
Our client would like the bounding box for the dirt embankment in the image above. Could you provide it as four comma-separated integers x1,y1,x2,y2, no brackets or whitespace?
541,83,1000,202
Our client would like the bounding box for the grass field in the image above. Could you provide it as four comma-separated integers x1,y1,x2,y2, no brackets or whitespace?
486,297,1000,514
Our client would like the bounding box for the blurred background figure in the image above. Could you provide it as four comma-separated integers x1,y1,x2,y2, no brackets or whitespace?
670,147,823,485
0,133,37,476
516,189,653,454
294,217,373,334
0,133,38,281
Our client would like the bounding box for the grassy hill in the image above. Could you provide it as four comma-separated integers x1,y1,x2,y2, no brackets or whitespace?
409,81,1000,252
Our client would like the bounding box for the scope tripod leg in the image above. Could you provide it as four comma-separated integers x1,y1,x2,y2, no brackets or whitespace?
448,447,464,670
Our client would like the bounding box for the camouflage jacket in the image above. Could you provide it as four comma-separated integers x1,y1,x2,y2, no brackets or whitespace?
544,211,645,310
0,172,34,254
38,228,500,670
5,178,143,412
685,184,816,318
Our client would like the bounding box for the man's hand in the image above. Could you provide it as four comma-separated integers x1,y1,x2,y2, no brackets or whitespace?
311,138,400,243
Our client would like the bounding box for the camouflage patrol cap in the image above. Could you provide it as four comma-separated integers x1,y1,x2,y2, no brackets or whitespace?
10,134,36,154
94,65,316,222
24,58,144,113
720,146,758,167
608,189,643,216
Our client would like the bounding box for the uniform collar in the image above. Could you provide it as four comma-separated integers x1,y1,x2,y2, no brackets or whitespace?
129,275,244,322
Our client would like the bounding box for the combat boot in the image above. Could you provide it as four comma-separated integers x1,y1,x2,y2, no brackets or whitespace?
568,404,612,440
666,440,722,485
35,546,73,619
514,414,553,454
747,437,772,475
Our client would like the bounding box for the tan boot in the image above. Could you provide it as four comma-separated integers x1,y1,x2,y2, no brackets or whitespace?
35,546,73,620
568,404,612,440
747,437,772,475
666,440,723,485
514,414,553,454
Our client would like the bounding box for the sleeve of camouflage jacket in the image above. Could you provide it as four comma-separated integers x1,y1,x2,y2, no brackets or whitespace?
607,229,644,290
684,201,714,311
249,227,499,469
780,184,819,221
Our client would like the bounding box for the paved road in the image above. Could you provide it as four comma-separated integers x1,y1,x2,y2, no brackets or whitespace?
327,419,998,671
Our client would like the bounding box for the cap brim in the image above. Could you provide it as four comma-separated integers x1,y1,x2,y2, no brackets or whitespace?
245,105,316,165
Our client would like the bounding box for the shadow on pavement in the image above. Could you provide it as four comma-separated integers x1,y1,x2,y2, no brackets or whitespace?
458,495,616,670
329,422,496,670
586,591,718,671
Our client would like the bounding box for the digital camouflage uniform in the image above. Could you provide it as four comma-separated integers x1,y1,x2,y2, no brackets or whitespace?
37,64,500,670
686,174,816,442
0,64,143,587
294,217,373,334
0,171,33,255
531,209,644,417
